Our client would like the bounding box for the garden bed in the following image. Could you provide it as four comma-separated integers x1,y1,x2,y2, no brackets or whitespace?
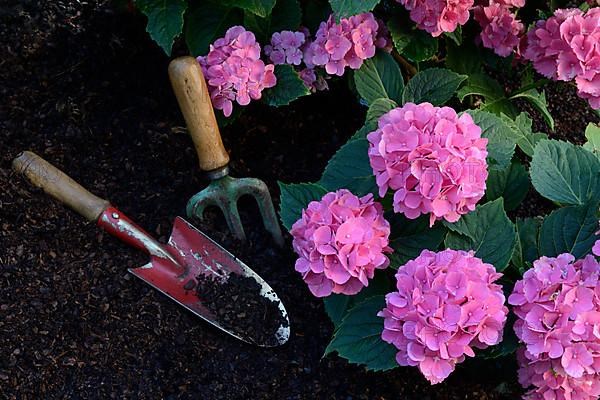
0,1,598,399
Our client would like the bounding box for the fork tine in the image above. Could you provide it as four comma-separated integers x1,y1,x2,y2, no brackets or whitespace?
234,178,284,247
219,201,247,242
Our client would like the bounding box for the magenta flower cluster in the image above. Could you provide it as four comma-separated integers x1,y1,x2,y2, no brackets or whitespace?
474,3,524,57
379,249,508,384
197,26,276,117
264,30,306,66
395,0,473,37
290,189,392,297
509,253,600,399
367,102,488,226
523,8,600,109
304,13,390,76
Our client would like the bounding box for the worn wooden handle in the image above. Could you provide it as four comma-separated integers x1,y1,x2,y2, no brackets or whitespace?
169,56,230,172
13,151,110,221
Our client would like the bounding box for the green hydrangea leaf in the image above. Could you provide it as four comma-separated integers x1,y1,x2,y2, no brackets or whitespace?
486,160,530,211
244,0,302,43
509,89,555,131
583,123,600,159
467,110,518,170
403,68,467,106
278,182,327,230
320,137,378,197
263,65,311,106
354,51,404,105
511,217,542,274
221,0,277,17
185,2,242,56
323,272,392,328
539,201,600,259
324,295,398,371
530,139,600,205
444,199,517,272
387,214,446,268
329,0,380,20
136,0,187,55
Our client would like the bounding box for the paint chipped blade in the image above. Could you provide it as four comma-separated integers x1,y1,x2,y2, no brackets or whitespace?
129,217,290,347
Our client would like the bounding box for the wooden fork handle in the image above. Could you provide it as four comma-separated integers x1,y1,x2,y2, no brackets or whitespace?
168,56,230,172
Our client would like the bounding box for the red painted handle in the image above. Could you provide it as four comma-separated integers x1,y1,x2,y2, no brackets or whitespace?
97,206,183,271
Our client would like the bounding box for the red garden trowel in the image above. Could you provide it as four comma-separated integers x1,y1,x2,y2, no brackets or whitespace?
168,57,284,247
13,151,289,347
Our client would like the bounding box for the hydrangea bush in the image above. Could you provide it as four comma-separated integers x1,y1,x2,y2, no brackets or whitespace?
135,0,600,396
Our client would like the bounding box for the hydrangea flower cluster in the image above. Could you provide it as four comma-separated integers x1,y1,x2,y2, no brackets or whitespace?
509,253,600,399
474,3,524,57
517,349,600,400
197,26,276,117
304,13,389,76
264,30,306,65
396,0,474,37
522,8,600,109
290,189,392,297
367,102,488,226
379,249,508,384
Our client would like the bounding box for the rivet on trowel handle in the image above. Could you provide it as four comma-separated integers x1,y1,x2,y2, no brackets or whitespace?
169,56,284,247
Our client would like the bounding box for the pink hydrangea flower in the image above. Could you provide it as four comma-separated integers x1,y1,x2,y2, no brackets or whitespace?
264,30,306,65
290,189,392,297
378,249,508,384
491,0,525,7
396,0,473,37
305,13,389,76
522,8,600,110
367,103,488,226
474,4,524,57
517,348,600,400
197,26,276,117
509,253,600,398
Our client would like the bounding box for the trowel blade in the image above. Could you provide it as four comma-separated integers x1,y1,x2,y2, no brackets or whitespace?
129,217,290,347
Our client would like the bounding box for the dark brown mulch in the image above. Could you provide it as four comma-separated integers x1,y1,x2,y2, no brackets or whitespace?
1,2,598,399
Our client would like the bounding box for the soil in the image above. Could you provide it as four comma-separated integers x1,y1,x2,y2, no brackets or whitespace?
1,1,598,399
195,272,289,347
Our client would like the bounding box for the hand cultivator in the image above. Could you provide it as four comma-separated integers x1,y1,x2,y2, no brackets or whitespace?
168,56,284,247
13,151,289,347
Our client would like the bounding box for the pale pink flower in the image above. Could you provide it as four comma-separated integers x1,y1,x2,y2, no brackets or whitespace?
379,249,508,384
305,13,390,76
265,30,307,65
474,3,524,57
396,0,473,37
522,8,600,109
367,103,488,226
290,189,392,297
197,26,276,117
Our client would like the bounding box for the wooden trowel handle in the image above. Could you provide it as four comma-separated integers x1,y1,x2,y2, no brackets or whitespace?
13,151,110,222
169,56,230,172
